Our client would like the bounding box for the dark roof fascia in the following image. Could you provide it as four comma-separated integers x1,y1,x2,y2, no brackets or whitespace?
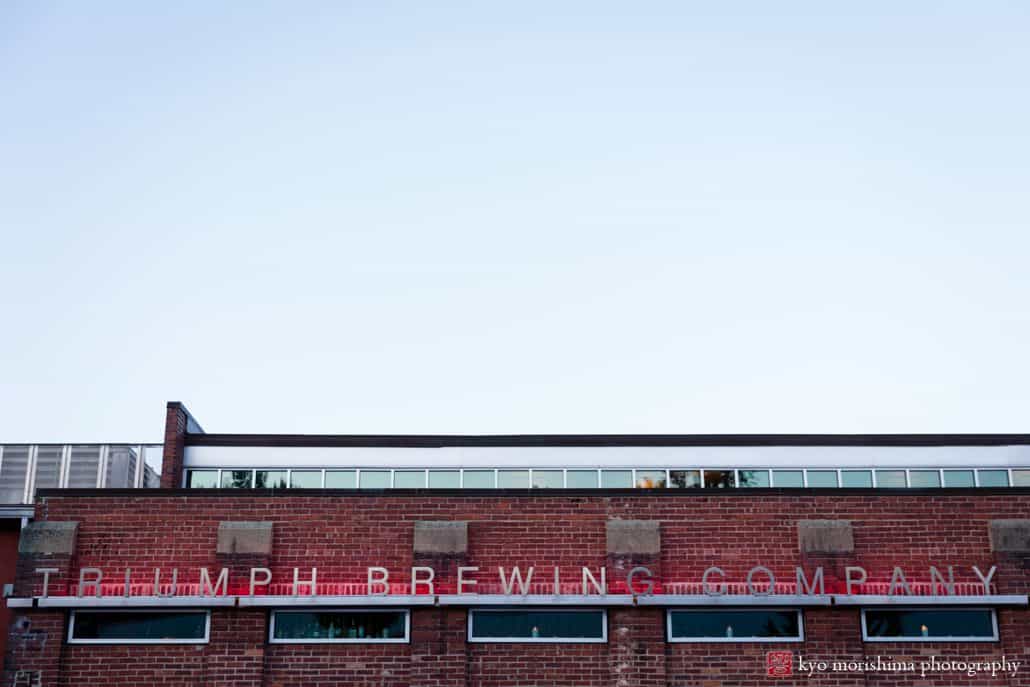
183,433,1030,448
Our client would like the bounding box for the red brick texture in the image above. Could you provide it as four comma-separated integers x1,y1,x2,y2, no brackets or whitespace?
159,403,189,489
5,491,1030,686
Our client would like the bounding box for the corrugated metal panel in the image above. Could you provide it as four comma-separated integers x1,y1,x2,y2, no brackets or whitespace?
0,445,30,503
34,445,64,490
68,446,101,488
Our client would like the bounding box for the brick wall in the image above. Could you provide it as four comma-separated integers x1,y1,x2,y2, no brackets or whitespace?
5,491,1030,687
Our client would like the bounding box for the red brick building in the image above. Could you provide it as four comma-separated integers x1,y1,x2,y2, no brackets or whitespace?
5,402,1030,686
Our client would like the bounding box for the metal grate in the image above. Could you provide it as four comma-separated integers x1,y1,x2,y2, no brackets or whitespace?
67,446,101,488
34,446,64,490
0,445,30,503
105,446,138,488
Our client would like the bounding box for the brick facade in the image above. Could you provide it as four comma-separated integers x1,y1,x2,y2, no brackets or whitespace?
5,490,1030,686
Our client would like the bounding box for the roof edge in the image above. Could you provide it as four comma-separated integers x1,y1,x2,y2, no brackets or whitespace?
183,433,1030,448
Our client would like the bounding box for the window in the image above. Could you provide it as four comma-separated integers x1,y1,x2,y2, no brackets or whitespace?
289,470,322,488
668,610,803,642
221,470,252,489
841,470,873,488
566,470,598,488
739,470,770,487
394,471,426,488
667,609,803,642
468,609,606,643
861,609,997,642
773,470,803,487
703,470,735,488
600,470,632,488
359,471,391,489
875,470,907,488
325,470,356,488
69,610,209,644
429,470,460,488
463,470,495,488
270,610,409,643
1013,469,1030,487
908,470,941,488
187,470,218,488
669,470,701,488
532,470,563,489
806,471,838,488
943,469,975,487
498,470,529,488
255,470,287,489
635,470,666,488
978,470,1009,487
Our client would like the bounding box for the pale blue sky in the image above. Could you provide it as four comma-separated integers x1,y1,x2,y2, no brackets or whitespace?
2,2,1029,441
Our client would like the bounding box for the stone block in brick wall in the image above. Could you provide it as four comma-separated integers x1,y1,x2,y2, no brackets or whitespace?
414,521,468,554
990,519,1030,552
606,520,660,555
216,521,273,555
17,522,77,555
798,519,854,553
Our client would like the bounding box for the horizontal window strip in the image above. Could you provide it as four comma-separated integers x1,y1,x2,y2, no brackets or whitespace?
183,467,1029,489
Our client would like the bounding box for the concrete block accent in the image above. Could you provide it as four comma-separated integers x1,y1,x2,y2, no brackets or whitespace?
217,521,274,555
606,520,661,555
414,521,468,554
990,519,1030,553
18,521,78,555
798,520,854,553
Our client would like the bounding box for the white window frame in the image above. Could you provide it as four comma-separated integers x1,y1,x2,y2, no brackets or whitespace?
269,608,410,644
180,465,1030,490
666,609,805,643
467,608,608,644
68,609,211,645
860,607,999,643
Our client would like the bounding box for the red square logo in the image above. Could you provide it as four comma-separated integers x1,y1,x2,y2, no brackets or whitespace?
766,651,793,678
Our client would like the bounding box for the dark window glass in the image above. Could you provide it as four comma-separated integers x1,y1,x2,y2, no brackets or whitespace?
738,470,770,487
703,470,735,488
71,611,207,642
255,470,287,489
220,470,252,489
470,610,605,640
272,611,407,641
863,609,995,640
669,470,701,488
635,470,667,488
187,470,218,488
669,610,801,640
